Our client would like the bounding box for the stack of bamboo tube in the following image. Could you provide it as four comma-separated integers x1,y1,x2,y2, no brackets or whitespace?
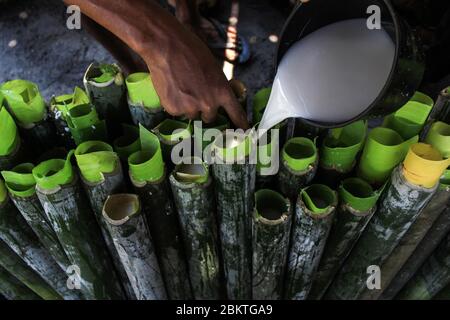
0,64,449,300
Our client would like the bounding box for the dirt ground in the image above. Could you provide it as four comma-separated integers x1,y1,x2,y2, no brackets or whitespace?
0,0,287,113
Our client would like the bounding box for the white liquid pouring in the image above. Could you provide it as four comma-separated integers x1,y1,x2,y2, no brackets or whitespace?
259,18,396,131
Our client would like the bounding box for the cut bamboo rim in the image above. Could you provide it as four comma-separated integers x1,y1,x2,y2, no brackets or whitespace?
1,163,35,197
255,189,290,225
103,194,141,226
126,72,160,109
282,137,317,172
153,119,192,143
50,87,89,118
85,63,122,86
321,120,367,172
339,178,380,212
66,104,99,129
32,150,74,191
403,143,450,188
173,157,209,184
425,121,450,158
75,141,118,183
301,184,337,215
0,79,46,125
358,127,417,185
382,91,433,140
212,130,252,163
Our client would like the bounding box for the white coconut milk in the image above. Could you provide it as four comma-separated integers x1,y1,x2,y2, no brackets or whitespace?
259,19,395,130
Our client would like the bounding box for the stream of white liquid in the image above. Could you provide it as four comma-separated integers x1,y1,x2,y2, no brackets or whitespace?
259,18,396,131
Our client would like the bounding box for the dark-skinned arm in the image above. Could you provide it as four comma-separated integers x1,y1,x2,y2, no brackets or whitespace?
64,0,249,128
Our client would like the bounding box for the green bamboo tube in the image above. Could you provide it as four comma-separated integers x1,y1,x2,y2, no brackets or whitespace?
357,127,417,186
277,137,318,201
361,137,450,300
0,239,61,300
113,124,141,162
382,205,450,300
211,131,255,300
362,182,450,300
425,121,450,158
383,91,434,140
153,118,192,164
284,184,337,300
50,87,90,148
1,163,71,271
0,179,82,300
252,189,291,300
65,103,108,145
397,231,450,300
129,125,192,299
126,72,165,130
74,141,135,299
252,87,271,125
0,265,41,300
103,194,167,300
0,80,57,153
325,165,438,300
318,121,367,188
380,153,450,299
309,178,380,300
84,63,131,139
0,102,25,171
193,115,230,153
169,159,221,300
33,151,125,299
256,129,279,190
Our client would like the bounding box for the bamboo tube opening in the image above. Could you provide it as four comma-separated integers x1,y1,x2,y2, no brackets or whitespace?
1,163,35,194
434,124,450,136
371,127,403,146
213,131,252,162
155,119,191,142
126,72,148,84
34,161,64,179
302,184,336,214
11,163,33,174
285,141,315,159
76,141,112,154
341,178,374,198
282,138,317,171
68,104,92,118
103,194,140,225
129,150,154,166
255,189,288,221
411,91,434,107
86,64,119,84
173,158,208,183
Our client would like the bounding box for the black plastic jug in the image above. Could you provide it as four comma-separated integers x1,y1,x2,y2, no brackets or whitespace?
277,0,425,128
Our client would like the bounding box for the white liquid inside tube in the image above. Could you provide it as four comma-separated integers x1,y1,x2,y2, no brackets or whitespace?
259,18,396,131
